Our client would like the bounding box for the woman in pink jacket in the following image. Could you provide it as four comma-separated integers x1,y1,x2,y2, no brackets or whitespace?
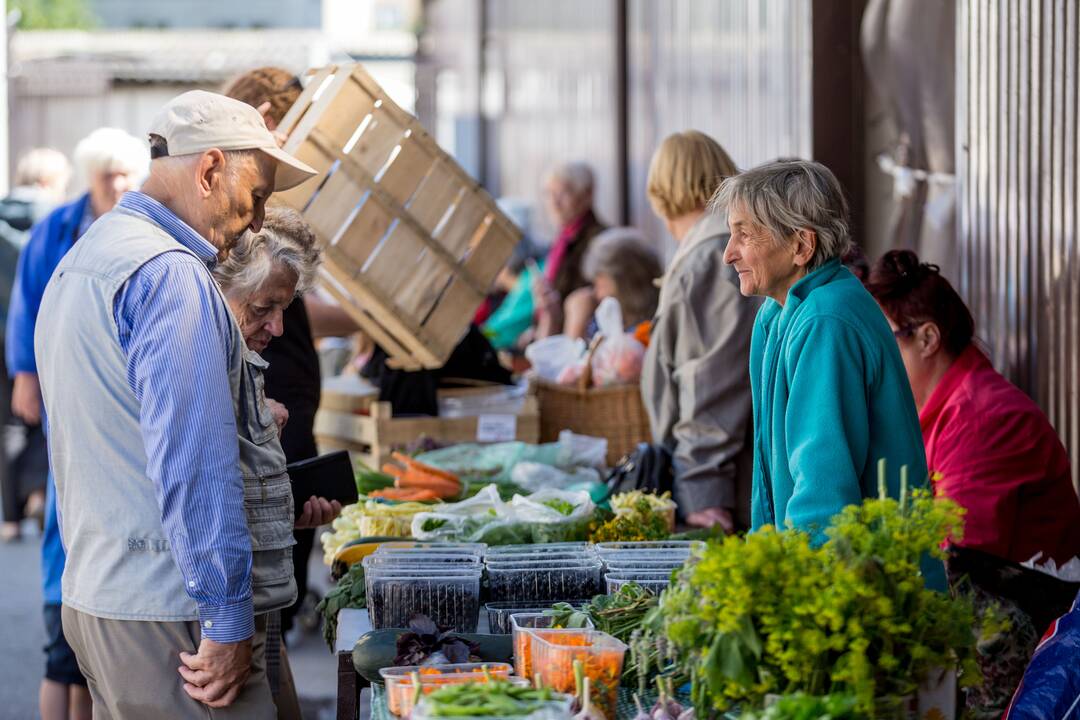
867,250,1080,564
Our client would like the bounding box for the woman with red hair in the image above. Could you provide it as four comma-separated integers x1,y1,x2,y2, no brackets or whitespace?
867,250,1080,564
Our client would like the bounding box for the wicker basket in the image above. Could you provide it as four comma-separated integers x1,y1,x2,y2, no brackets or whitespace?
529,340,652,466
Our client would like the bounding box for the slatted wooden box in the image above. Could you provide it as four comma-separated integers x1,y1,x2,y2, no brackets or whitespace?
315,386,540,469
276,63,521,370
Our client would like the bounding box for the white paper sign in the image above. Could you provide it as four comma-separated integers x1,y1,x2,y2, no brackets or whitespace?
476,414,517,442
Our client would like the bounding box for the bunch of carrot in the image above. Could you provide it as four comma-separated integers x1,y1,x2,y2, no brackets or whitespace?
368,452,462,502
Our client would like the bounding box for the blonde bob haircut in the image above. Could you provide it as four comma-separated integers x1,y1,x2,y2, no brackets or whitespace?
646,130,737,220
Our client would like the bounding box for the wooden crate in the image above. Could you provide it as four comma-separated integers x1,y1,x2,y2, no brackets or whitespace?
315,386,540,469
276,64,521,370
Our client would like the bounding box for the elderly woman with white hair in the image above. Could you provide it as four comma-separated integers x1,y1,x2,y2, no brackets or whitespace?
213,205,336,719
4,126,147,718
716,159,927,540
533,161,607,336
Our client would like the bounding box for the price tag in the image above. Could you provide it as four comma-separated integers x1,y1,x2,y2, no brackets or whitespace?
476,414,517,442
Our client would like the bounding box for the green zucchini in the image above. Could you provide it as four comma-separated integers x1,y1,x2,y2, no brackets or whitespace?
351,629,513,683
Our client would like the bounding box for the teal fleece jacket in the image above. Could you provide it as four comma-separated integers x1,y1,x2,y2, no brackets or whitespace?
749,259,928,540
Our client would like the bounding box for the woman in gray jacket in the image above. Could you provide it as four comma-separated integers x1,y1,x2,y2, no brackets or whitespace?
641,131,759,531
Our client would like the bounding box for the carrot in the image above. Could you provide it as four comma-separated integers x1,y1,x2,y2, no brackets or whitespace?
381,463,406,479
368,487,440,502
391,452,459,484
397,468,460,494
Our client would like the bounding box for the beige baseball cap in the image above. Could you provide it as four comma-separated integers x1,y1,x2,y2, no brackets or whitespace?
149,90,317,192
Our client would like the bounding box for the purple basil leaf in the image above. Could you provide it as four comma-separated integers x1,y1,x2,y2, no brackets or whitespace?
442,640,469,664
410,615,439,637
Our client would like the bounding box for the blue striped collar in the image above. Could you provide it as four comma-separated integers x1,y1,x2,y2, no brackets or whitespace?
117,191,219,267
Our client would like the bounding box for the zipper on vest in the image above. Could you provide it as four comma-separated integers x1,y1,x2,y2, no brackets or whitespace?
259,475,266,502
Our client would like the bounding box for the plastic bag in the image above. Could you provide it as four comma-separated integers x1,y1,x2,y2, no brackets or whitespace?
510,462,601,493
555,430,608,469
411,485,507,540
589,297,645,387
509,488,595,523
1003,590,1080,719
414,433,608,485
410,486,595,545
510,489,596,544
525,335,586,382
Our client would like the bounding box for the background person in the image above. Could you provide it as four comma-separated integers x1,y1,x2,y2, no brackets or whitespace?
867,250,1080,564
4,128,147,720
715,159,927,539
641,131,758,531
532,162,607,337
562,226,661,343
0,148,71,543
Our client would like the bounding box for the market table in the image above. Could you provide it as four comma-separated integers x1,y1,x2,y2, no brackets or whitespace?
335,608,372,720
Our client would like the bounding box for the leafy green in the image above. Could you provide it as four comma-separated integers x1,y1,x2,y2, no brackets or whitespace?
542,498,576,516
421,680,562,717
739,693,862,720
394,615,480,666
316,563,366,651
421,518,448,532
651,470,995,714
588,499,669,542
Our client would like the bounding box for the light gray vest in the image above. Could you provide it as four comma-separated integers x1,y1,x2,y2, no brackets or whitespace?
36,207,295,621
237,348,297,613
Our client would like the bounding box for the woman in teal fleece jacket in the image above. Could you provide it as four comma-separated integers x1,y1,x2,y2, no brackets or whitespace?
715,160,927,541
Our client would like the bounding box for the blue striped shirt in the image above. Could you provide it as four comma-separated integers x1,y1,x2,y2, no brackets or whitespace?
112,191,253,643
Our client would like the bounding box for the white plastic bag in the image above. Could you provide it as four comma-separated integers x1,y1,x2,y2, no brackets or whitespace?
410,484,506,540
555,430,608,469
509,489,595,524
525,335,586,382
589,297,645,387
509,461,601,493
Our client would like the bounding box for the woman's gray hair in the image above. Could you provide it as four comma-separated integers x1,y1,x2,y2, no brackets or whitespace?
710,159,852,269
582,226,662,327
544,161,595,196
215,206,321,300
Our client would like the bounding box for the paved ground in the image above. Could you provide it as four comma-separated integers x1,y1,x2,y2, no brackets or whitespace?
0,522,339,720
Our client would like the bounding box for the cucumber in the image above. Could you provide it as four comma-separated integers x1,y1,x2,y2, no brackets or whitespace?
351,629,513,683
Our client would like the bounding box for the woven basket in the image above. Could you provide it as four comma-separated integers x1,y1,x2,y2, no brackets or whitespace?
530,339,652,466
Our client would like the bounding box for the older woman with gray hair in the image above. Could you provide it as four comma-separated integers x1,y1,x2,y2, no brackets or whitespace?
562,227,661,340
213,205,334,719
716,159,926,540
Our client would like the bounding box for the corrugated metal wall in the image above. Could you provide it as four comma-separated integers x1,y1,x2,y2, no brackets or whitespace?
420,0,813,249
483,1,620,238
958,0,1080,488
628,0,812,253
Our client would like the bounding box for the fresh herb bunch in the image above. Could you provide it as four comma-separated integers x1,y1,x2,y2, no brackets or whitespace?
395,615,481,666
589,498,669,542
547,582,668,688
316,562,365,651
655,467,994,715
738,693,862,720
547,582,659,642
419,679,562,717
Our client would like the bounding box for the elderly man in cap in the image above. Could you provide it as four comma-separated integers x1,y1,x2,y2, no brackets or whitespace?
33,91,319,717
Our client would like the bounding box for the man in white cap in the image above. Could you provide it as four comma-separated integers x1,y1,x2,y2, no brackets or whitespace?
33,91,321,717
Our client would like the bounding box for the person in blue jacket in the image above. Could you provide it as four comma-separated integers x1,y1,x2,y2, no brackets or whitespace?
6,127,147,720
714,159,928,541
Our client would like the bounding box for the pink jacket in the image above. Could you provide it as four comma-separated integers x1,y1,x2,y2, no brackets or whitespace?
922,346,1080,564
